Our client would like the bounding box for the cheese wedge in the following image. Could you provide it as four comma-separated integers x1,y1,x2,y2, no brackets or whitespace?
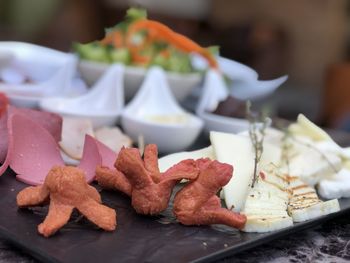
210,131,281,212
287,176,340,222
158,146,215,173
289,114,332,142
286,140,342,186
210,132,254,212
241,164,293,232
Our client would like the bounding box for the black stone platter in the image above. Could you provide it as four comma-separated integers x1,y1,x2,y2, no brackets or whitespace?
0,170,349,263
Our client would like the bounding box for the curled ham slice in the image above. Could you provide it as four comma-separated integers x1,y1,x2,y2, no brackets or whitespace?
0,106,62,163
0,105,116,185
78,135,117,183
0,111,117,185
8,114,64,185
0,112,8,164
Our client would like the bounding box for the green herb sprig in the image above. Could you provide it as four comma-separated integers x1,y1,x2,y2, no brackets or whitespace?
246,101,269,188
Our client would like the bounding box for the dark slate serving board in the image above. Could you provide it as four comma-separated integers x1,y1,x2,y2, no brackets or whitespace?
0,170,349,263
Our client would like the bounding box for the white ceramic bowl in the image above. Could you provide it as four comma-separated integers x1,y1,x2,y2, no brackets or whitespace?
121,114,203,153
199,112,271,134
199,112,250,134
0,41,77,108
39,64,125,128
40,97,120,128
78,60,202,101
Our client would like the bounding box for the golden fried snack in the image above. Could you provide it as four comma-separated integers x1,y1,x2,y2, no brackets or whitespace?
173,159,247,229
114,144,199,215
17,166,116,237
96,166,132,196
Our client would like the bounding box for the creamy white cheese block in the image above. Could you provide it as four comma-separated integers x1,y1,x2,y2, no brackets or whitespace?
287,176,340,222
285,137,342,186
318,168,350,199
289,114,332,142
243,216,293,233
210,131,281,212
239,127,285,148
290,199,340,222
241,164,293,232
158,146,215,173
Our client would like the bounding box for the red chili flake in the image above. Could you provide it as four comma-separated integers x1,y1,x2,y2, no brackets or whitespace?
259,171,266,180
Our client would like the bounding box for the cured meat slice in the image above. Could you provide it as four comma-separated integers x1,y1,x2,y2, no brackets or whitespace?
8,114,64,185
0,111,8,163
0,107,62,163
10,106,62,142
78,135,117,183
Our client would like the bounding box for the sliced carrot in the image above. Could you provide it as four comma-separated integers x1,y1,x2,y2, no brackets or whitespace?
127,19,218,68
100,31,124,48
100,33,114,45
112,31,124,48
160,50,170,58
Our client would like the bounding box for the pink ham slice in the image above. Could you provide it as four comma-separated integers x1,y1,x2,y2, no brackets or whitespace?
0,107,62,163
78,135,117,183
0,108,116,185
10,106,62,142
0,111,8,163
8,114,64,185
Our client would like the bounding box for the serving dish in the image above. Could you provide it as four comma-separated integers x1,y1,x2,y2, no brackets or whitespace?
78,60,202,101
0,172,349,263
40,64,124,128
0,41,78,108
0,114,349,262
196,69,275,134
121,67,203,153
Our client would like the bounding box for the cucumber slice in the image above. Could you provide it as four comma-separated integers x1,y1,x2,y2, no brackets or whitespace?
73,42,109,63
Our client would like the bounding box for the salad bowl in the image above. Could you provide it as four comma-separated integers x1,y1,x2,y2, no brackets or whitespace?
78,60,202,101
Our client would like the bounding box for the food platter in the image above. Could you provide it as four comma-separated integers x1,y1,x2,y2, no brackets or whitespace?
0,168,349,263
0,7,348,262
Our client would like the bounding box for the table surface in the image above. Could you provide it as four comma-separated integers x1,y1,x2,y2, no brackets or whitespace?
1,129,350,263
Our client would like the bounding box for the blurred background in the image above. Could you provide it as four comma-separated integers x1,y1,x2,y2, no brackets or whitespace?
1,0,350,130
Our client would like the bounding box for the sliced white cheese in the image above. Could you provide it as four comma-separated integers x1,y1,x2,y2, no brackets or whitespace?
241,164,293,232
243,216,293,233
95,126,132,153
318,168,350,199
59,117,94,160
158,146,215,172
210,131,282,212
289,114,332,142
287,176,340,222
239,127,285,147
210,132,254,212
290,199,340,222
286,138,342,186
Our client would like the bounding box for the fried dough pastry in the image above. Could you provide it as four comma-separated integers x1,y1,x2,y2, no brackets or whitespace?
17,166,116,237
96,166,132,196
114,144,199,215
173,159,247,229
